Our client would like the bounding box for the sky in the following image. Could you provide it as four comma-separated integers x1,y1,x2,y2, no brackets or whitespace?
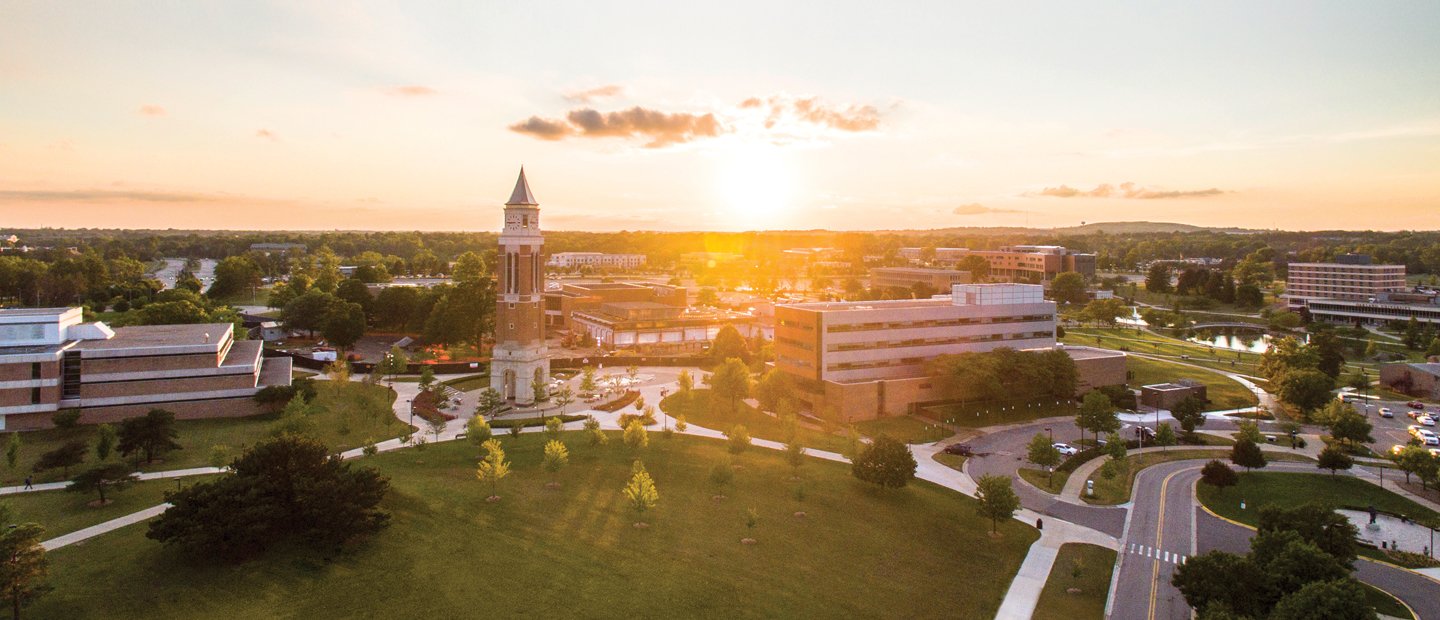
2,1,1439,232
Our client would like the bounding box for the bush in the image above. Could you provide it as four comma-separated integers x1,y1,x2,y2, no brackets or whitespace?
1094,385,1137,410
595,391,641,413
617,410,657,429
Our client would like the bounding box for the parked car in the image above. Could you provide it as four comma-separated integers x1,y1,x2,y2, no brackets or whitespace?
1421,415,1436,427
1379,408,1394,418
1425,433,1440,447
1390,444,1407,456
1053,443,1079,456
1408,401,1426,409
942,443,973,456
1408,410,1425,419
1133,426,1156,439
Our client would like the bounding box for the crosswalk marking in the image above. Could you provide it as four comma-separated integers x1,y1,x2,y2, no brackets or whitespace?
1125,543,1186,565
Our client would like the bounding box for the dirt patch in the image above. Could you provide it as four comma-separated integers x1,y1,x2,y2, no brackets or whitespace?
86,499,114,508
740,538,757,545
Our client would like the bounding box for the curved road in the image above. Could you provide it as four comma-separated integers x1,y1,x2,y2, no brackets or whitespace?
1114,459,1440,620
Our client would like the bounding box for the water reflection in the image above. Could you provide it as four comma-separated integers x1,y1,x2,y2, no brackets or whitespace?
1187,329,1273,353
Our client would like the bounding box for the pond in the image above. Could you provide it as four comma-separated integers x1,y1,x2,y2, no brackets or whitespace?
1186,328,1277,353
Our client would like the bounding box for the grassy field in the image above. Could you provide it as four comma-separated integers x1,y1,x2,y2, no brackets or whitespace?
854,415,954,444
31,433,1037,618
1064,327,1266,375
1018,467,1069,494
4,475,216,539
919,399,1078,429
660,390,851,454
932,452,967,473
1362,584,1415,619
1084,450,1313,505
1198,471,1440,527
1125,356,1257,411
0,381,403,485
1032,543,1117,620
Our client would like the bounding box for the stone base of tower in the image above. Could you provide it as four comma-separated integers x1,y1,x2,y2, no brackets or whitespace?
490,345,551,406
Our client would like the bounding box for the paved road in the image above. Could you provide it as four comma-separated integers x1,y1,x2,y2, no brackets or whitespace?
1110,460,1201,620
1347,396,1440,454
148,257,216,292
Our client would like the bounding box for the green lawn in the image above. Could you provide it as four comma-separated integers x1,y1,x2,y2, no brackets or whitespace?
1018,467,1069,494
1125,356,1258,411
1032,543,1117,620
1362,583,1415,619
932,452,967,473
31,433,1037,618
1,381,403,485
660,390,851,454
4,475,216,539
854,415,954,444
1198,471,1440,528
918,399,1078,429
1083,450,1313,505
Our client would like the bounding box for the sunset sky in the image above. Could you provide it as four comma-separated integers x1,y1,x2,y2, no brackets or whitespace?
2,2,1438,232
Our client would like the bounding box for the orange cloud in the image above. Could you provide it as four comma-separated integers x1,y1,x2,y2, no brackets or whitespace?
564,84,624,103
383,85,437,97
255,129,279,141
744,95,882,132
1034,182,1225,199
138,104,166,116
511,107,726,147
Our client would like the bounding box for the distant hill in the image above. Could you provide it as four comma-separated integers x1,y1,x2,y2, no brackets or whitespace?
1052,221,1211,234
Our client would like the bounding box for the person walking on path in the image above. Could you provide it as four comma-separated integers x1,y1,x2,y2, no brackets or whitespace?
23,476,32,490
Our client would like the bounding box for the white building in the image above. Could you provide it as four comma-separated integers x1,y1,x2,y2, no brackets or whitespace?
546,252,647,270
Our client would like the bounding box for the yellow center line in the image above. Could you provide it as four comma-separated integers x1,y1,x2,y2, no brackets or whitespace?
1148,469,1183,620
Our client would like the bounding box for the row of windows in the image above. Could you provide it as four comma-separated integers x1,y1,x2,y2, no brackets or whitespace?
825,314,1051,333
776,336,813,351
826,331,1053,352
823,332,1052,371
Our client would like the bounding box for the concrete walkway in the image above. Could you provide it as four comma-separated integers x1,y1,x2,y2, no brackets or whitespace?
42,503,170,551
1,466,224,497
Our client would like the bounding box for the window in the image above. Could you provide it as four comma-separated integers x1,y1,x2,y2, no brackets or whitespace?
31,387,41,404
31,362,41,379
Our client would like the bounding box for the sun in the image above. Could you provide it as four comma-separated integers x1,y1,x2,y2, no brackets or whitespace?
714,142,794,228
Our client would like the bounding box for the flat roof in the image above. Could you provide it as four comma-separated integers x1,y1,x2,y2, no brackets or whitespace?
1053,346,1126,360
71,322,232,351
782,298,953,311
872,267,967,275
603,301,672,310
566,282,654,291
0,307,76,317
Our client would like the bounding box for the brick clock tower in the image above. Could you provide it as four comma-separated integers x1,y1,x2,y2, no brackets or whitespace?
489,168,550,405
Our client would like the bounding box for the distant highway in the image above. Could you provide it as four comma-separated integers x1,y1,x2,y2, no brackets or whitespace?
148,258,215,292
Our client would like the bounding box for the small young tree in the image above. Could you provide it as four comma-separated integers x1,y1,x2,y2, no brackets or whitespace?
544,416,564,441
851,436,918,489
542,439,569,483
530,374,548,403
726,425,751,455
0,522,50,618
51,409,81,431
1171,396,1207,439
1328,413,1373,451
474,439,510,500
552,384,574,414
1153,423,1178,449
626,365,639,387
94,424,117,461
1317,446,1353,476
623,419,649,450
507,421,523,438
34,440,87,478
1104,432,1127,462
622,463,659,525
1075,391,1119,446
784,437,806,478
418,366,436,392
66,463,137,505
208,445,231,470
674,414,688,432
709,460,733,490
426,414,447,442
1230,437,1267,472
475,387,503,419
466,416,493,450
677,369,694,394
975,474,1021,534
1199,460,1238,495
588,427,610,447
1232,420,1264,445
580,366,598,394
709,358,752,418
1025,433,1062,482
5,433,20,471
378,346,408,383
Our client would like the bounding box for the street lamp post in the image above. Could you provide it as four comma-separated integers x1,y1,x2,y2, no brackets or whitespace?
1045,427,1052,444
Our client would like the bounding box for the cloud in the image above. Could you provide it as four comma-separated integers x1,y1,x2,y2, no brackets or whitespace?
511,107,726,148
255,128,279,141
564,84,623,103
744,95,882,132
138,104,166,117
953,203,1023,215
382,85,437,97
0,189,237,203
509,94,883,148
1032,182,1226,199
508,116,573,141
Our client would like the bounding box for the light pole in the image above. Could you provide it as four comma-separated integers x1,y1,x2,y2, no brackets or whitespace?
1045,427,1053,444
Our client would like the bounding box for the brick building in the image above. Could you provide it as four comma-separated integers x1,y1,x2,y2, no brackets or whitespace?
489,169,550,405
0,307,290,430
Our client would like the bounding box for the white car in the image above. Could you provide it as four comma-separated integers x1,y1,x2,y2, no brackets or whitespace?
1420,415,1436,427
1422,431,1440,446
1053,443,1079,456
1378,408,1394,418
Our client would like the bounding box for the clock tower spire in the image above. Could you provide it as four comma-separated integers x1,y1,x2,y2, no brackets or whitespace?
489,167,549,405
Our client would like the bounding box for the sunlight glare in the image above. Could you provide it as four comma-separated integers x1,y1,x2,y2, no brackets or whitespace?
714,143,793,228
